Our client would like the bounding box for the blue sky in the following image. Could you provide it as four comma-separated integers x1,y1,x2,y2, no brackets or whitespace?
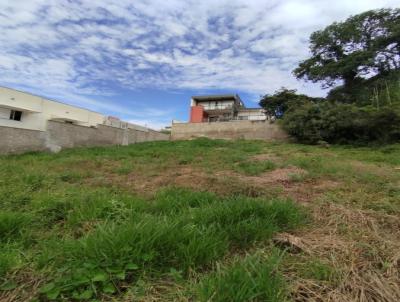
1,1,399,129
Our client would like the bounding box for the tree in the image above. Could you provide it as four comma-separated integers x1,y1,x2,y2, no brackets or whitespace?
294,9,400,89
282,102,400,144
259,87,323,118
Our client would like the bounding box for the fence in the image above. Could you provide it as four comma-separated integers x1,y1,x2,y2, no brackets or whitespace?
0,121,170,154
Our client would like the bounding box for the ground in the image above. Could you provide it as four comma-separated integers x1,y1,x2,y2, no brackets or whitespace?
0,138,399,301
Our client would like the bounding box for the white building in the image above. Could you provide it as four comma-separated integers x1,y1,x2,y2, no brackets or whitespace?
0,86,105,131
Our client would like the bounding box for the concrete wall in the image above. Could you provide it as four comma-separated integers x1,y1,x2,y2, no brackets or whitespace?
171,120,288,141
0,126,47,154
0,121,170,154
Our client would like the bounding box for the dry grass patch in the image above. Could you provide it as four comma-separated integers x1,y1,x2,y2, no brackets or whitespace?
282,202,400,302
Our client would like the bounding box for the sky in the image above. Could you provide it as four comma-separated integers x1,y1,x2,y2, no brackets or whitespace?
1,1,399,129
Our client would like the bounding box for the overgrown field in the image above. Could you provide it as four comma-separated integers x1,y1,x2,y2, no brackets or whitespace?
1,139,399,301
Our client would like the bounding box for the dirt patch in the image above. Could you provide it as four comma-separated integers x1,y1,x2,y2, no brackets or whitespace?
260,167,307,183
349,160,396,178
91,165,255,197
115,166,211,195
250,153,279,162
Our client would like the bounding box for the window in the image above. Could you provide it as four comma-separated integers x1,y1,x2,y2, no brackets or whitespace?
9,110,22,121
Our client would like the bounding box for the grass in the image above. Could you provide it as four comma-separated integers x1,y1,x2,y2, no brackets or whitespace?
35,191,302,300
235,160,276,175
0,138,399,301
196,251,286,302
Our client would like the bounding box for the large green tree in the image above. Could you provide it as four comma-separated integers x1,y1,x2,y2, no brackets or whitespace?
259,87,323,118
294,8,400,89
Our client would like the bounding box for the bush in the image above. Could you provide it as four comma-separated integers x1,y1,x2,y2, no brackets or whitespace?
283,102,400,145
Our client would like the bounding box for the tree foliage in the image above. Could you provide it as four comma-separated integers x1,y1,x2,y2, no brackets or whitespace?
282,102,400,144
259,87,323,118
293,8,400,89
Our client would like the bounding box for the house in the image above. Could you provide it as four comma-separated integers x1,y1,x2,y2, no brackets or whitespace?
0,86,150,132
0,86,169,154
189,94,266,123
0,86,104,131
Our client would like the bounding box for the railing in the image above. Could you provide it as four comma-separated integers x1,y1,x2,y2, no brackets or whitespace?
202,104,234,110
202,115,267,123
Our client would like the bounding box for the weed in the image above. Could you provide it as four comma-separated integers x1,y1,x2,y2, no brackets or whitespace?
0,245,21,278
1,138,398,301
301,259,340,283
36,191,302,300
235,160,276,175
196,251,286,302
0,212,31,242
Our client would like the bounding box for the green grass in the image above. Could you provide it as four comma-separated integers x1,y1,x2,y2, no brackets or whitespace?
35,190,302,300
0,138,398,301
300,259,340,283
0,211,32,242
196,251,286,302
235,160,276,176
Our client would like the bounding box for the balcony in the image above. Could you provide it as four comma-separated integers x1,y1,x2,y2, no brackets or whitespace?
201,104,234,110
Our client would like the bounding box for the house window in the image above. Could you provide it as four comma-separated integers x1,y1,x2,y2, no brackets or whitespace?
9,110,22,121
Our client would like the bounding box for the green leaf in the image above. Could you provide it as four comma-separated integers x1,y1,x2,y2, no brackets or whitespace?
0,281,17,291
91,273,108,282
46,288,60,300
39,282,55,293
115,271,126,280
76,289,93,299
106,267,121,273
126,263,139,270
102,283,116,294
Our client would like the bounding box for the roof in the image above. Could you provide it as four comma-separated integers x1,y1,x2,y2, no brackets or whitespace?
238,108,264,111
192,94,242,102
0,85,102,115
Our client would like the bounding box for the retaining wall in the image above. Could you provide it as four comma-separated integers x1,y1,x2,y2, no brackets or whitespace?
0,121,169,154
171,120,288,141
0,126,47,154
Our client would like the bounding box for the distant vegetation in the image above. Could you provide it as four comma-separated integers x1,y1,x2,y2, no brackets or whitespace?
260,8,400,145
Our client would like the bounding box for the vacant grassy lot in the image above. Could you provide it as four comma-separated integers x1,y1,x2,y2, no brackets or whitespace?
1,138,399,301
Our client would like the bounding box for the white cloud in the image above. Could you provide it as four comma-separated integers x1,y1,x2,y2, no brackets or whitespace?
0,0,398,125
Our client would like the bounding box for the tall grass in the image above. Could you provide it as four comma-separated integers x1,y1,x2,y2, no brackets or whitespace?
197,251,286,302
37,188,303,300
0,212,31,242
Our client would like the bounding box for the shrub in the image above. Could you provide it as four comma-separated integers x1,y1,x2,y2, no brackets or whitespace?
283,102,400,145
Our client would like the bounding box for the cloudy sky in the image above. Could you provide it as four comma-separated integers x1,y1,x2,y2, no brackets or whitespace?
1,0,399,129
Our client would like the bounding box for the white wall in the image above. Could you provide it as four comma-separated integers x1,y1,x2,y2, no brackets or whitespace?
0,87,104,131
195,100,235,110
237,109,266,120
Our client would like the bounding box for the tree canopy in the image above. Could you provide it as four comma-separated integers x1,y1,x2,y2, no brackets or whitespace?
259,87,323,118
293,8,400,89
